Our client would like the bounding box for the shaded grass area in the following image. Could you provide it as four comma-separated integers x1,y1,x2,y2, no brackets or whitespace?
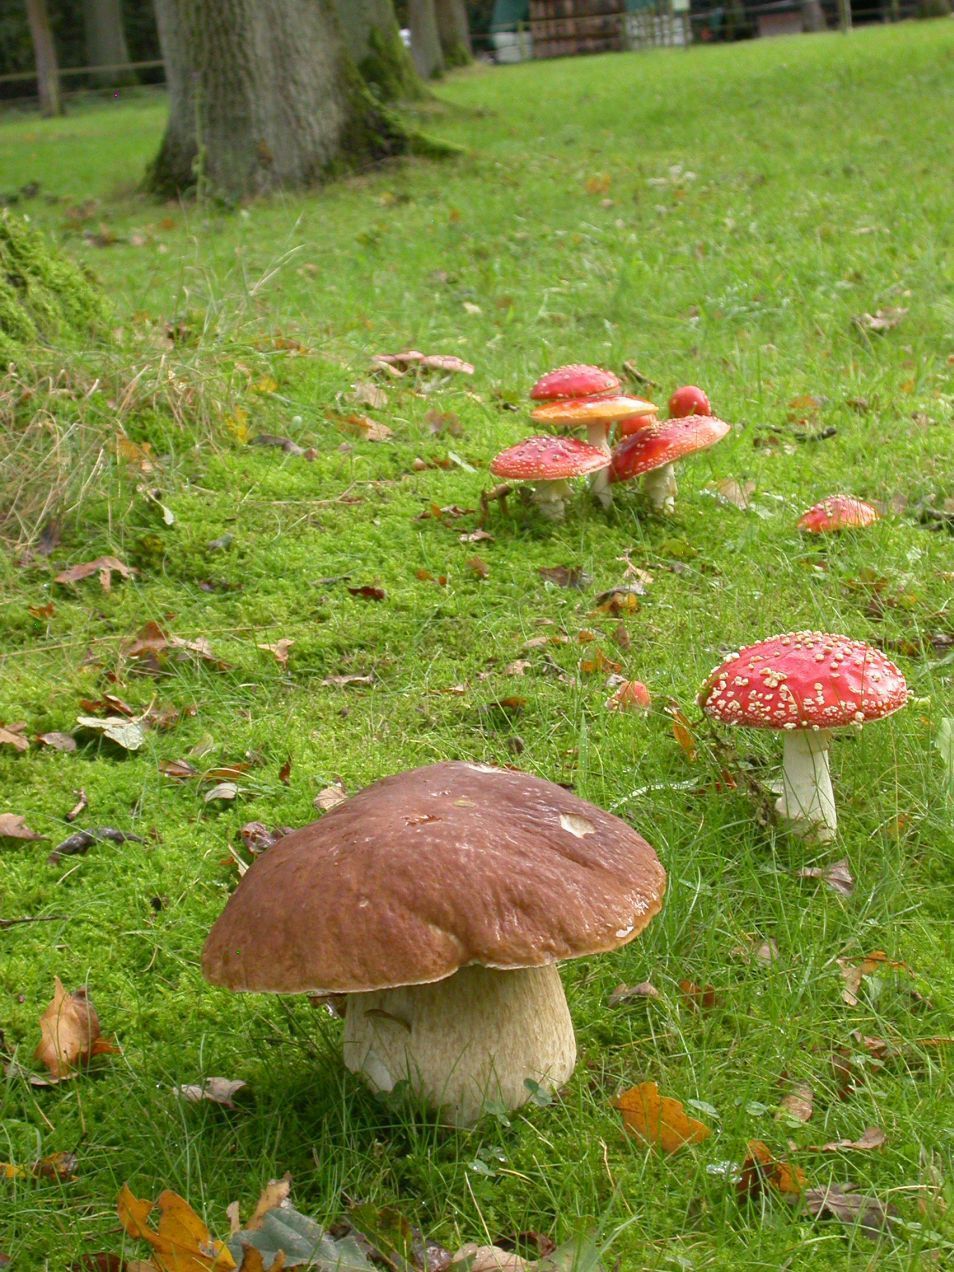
1,25,953,1269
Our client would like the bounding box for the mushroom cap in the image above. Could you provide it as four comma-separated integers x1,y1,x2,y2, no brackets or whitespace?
668,385,711,418
798,495,881,533
530,364,620,401
617,412,659,438
202,761,666,994
489,435,610,480
609,414,730,483
531,394,658,429
698,631,908,731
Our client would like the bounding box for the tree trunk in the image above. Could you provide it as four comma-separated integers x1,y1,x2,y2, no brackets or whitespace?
25,0,63,117
148,0,408,200
83,0,134,86
409,0,443,79
435,0,472,67
334,0,424,101
800,0,827,29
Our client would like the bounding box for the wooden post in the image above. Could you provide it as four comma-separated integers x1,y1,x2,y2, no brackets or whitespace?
25,0,63,116
837,0,853,31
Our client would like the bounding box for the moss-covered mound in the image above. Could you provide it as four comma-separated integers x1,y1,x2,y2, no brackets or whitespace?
0,209,110,361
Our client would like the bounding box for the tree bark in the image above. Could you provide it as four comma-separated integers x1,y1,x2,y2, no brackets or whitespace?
435,0,472,67
334,0,424,101
409,0,443,79
800,0,827,30
148,0,408,200
83,0,134,86
25,0,63,117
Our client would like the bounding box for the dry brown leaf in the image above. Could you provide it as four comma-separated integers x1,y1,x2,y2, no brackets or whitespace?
351,379,388,409
451,1246,528,1271
798,858,855,897
2,1150,78,1182
708,477,756,509
54,556,136,591
608,982,661,1006
807,1126,886,1153
737,1139,808,1198
34,978,118,1079
615,1081,711,1152
539,565,590,590
778,1083,814,1123
801,1183,898,1238
854,307,908,333
314,781,348,812
329,410,393,442
0,722,29,752
117,1184,236,1270
173,1078,248,1109
37,731,78,752
125,621,227,669
679,981,718,1011
459,528,494,544
467,556,490,579
257,639,294,667
837,951,907,1006
0,813,45,841
320,673,375,688
204,782,238,803
667,704,698,761
245,1175,293,1231
347,585,386,602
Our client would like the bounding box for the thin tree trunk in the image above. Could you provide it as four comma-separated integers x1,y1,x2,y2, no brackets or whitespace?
83,0,134,86
148,0,408,200
334,0,424,100
800,0,827,30
25,0,63,117
435,0,472,67
409,0,444,79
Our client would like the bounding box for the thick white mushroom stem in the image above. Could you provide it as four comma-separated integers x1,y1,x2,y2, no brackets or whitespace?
585,423,613,509
342,963,576,1126
530,478,571,520
777,728,837,842
643,463,677,513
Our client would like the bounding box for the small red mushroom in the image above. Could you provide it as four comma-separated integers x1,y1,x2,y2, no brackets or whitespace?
606,680,652,712
698,631,908,841
668,385,711,419
609,414,731,512
530,364,620,401
798,496,880,533
531,394,657,508
489,435,609,521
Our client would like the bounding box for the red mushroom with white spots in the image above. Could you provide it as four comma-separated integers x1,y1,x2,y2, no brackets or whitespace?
489,435,610,521
609,414,731,513
530,363,621,402
698,631,908,841
530,394,657,508
798,495,881,533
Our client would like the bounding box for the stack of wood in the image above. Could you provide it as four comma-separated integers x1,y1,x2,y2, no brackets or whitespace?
529,1,626,60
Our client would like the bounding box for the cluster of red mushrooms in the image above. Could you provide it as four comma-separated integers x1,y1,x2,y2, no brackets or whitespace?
489,363,730,518
196,365,906,1128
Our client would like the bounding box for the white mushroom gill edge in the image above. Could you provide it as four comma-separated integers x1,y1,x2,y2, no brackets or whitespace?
777,728,837,842
643,463,677,513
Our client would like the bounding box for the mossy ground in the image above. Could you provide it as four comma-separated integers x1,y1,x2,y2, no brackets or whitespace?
0,24,953,1269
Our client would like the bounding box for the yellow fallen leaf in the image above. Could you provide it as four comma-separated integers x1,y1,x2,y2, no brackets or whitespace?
615,1081,711,1152
34,977,118,1079
737,1139,807,1198
118,1184,236,1270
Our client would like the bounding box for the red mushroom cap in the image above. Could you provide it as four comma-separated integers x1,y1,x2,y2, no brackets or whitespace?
530,364,621,401
609,414,730,483
698,631,908,731
616,412,659,438
490,435,611,481
798,496,881,533
668,385,711,418
531,394,657,429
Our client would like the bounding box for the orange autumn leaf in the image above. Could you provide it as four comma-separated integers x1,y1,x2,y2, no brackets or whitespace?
118,1184,236,1271
666,703,698,761
34,977,118,1079
615,1081,711,1152
737,1139,808,1199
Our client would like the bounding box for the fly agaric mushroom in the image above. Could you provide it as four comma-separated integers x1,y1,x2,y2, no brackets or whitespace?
530,363,620,401
668,385,711,419
698,632,908,842
202,761,666,1126
531,395,657,508
609,414,731,512
798,496,881,533
489,435,610,520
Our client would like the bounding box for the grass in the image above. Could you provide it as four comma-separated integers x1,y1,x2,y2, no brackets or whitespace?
1,21,953,1269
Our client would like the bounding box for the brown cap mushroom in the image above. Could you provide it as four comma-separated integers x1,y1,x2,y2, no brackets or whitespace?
489,435,610,520
609,414,731,513
798,495,880,533
698,631,908,841
203,761,665,1124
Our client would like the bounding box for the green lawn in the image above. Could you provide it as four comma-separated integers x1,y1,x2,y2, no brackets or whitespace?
1,22,953,1269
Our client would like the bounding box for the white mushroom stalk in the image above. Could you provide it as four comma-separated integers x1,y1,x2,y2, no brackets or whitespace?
585,423,613,510
529,477,572,521
642,462,677,513
777,727,836,841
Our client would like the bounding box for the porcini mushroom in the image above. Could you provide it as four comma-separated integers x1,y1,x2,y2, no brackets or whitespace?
203,761,666,1126
798,496,881,533
609,414,731,513
530,394,657,508
698,632,908,841
489,435,610,521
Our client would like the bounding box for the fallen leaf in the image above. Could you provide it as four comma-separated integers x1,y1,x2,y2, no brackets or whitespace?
76,715,146,751
35,978,118,1079
245,1176,293,1232
250,434,313,459
118,1184,237,1270
539,565,590,590
0,813,44,841
425,409,463,436
837,951,907,1006
28,601,56,619
257,639,294,667
48,826,142,864
679,981,718,1010
778,1084,814,1124
459,528,494,544
160,758,201,780
451,1247,528,1271
329,411,393,442
37,731,78,752
173,1077,248,1109
314,781,347,812
352,379,388,409
580,649,622,676
798,859,854,897
607,982,661,1006
54,556,136,591
2,1150,78,1182
0,722,29,752
615,1081,711,1152
467,556,490,579
737,1139,807,1199
667,703,698,761
806,1126,886,1153
125,621,228,669
239,823,288,854
854,307,907,333
801,1183,898,1238
204,782,239,803
706,477,756,510
347,585,386,601
320,674,375,688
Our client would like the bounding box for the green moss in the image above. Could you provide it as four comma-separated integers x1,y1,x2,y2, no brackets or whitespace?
441,41,472,71
0,209,110,360
359,25,426,102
